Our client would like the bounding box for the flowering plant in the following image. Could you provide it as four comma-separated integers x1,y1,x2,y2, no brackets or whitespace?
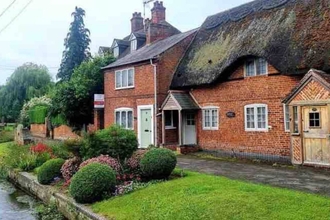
126,149,148,172
30,143,52,154
61,157,81,182
79,155,121,173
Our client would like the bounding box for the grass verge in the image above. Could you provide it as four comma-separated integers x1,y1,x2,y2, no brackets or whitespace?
92,171,330,220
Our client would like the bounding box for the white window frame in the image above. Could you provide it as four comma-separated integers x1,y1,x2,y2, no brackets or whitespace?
165,111,176,129
244,104,268,132
113,47,119,58
115,68,135,90
130,35,137,52
283,104,290,132
115,108,134,130
202,106,219,130
244,58,268,77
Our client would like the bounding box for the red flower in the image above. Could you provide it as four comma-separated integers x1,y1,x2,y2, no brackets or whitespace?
30,143,52,154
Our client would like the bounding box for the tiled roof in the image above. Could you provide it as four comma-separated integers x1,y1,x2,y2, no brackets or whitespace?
103,29,198,69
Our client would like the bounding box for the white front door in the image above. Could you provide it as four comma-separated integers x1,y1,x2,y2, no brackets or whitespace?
183,112,196,145
138,105,153,148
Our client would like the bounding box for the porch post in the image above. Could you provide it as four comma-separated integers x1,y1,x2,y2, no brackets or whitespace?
178,110,182,146
162,110,165,145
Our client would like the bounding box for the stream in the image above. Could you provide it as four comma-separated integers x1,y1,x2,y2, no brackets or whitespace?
0,180,36,220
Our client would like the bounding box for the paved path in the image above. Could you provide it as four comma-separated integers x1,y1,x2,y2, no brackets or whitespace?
177,156,330,197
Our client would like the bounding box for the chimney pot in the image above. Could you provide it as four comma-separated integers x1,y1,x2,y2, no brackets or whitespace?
151,1,166,24
131,11,144,33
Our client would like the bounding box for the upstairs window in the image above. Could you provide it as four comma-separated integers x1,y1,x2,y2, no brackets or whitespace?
202,107,219,130
115,68,134,89
115,108,133,129
130,34,137,52
245,58,268,77
113,47,119,58
244,104,268,132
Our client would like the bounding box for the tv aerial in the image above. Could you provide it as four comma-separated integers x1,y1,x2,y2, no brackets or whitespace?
143,0,155,18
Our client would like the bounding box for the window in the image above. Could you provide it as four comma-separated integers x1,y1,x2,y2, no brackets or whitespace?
130,34,137,52
244,104,268,131
202,107,219,130
115,108,133,129
293,106,299,133
245,58,268,77
165,111,175,129
115,68,134,89
284,104,290,132
309,112,320,128
113,47,119,58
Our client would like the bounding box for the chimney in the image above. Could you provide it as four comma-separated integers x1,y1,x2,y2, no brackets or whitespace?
131,12,144,33
151,1,166,24
144,18,151,32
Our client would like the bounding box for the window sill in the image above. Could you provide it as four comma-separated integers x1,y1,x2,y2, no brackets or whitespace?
203,128,218,131
245,129,268,132
115,86,135,91
244,74,268,78
291,133,300,136
165,126,177,130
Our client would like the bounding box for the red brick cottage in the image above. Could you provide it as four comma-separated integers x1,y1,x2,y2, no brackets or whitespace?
101,1,197,148
161,0,330,165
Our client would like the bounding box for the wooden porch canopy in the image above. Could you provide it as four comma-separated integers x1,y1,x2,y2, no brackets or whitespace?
161,91,200,145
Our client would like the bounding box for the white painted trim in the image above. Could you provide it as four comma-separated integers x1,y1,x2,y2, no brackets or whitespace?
114,107,134,130
244,58,268,78
283,104,290,132
202,106,219,130
244,104,268,132
137,105,154,148
115,68,135,89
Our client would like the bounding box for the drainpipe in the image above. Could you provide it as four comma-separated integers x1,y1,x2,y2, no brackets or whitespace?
150,58,157,146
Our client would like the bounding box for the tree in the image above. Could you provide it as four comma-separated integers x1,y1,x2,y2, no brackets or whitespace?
51,54,115,129
0,63,53,122
57,7,91,81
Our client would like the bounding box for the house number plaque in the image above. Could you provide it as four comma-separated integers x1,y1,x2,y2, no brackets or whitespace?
226,112,236,118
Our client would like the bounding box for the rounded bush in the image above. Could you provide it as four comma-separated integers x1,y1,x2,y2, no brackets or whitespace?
79,155,120,173
69,163,116,203
140,148,177,179
61,157,81,182
37,158,65,185
126,150,148,172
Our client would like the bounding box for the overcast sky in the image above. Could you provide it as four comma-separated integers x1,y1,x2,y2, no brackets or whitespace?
0,0,250,85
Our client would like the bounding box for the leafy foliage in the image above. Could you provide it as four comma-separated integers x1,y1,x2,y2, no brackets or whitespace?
37,158,65,185
0,63,53,122
79,155,121,173
35,203,65,220
52,55,115,129
20,96,52,125
28,105,49,124
140,148,177,179
57,7,91,81
69,163,116,203
126,150,148,173
81,125,138,161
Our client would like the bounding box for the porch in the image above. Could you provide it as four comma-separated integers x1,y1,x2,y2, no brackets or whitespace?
161,91,200,152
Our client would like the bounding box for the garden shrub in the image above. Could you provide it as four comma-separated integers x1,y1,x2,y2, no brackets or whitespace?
126,149,148,172
79,155,121,173
35,152,52,167
69,163,116,203
18,153,38,172
37,158,65,185
28,105,49,124
140,148,177,179
61,157,81,182
63,139,83,157
48,142,72,159
81,125,138,160
30,143,52,154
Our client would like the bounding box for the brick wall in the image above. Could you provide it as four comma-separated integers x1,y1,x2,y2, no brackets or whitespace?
191,63,302,158
104,34,194,146
53,125,80,140
30,124,46,138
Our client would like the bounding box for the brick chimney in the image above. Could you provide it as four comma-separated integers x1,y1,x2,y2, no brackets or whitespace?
131,12,144,33
151,1,166,24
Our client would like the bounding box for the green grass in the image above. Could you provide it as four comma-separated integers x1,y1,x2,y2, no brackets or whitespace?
92,172,330,220
0,142,11,156
0,130,14,143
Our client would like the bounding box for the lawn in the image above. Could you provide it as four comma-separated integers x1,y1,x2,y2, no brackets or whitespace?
92,171,330,220
0,142,11,156
0,130,14,143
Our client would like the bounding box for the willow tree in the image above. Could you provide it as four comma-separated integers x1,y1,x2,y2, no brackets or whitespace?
57,7,91,81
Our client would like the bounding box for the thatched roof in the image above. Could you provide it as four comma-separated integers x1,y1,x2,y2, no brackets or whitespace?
171,0,330,89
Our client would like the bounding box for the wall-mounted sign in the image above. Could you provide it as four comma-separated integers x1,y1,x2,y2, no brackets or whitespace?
94,94,104,109
226,111,236,118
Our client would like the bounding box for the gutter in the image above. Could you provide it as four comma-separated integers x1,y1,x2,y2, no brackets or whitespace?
150,58,158,146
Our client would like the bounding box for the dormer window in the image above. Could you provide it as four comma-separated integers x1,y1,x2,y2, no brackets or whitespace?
130,34,137,52
113,47,119,58
245,58,268,77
